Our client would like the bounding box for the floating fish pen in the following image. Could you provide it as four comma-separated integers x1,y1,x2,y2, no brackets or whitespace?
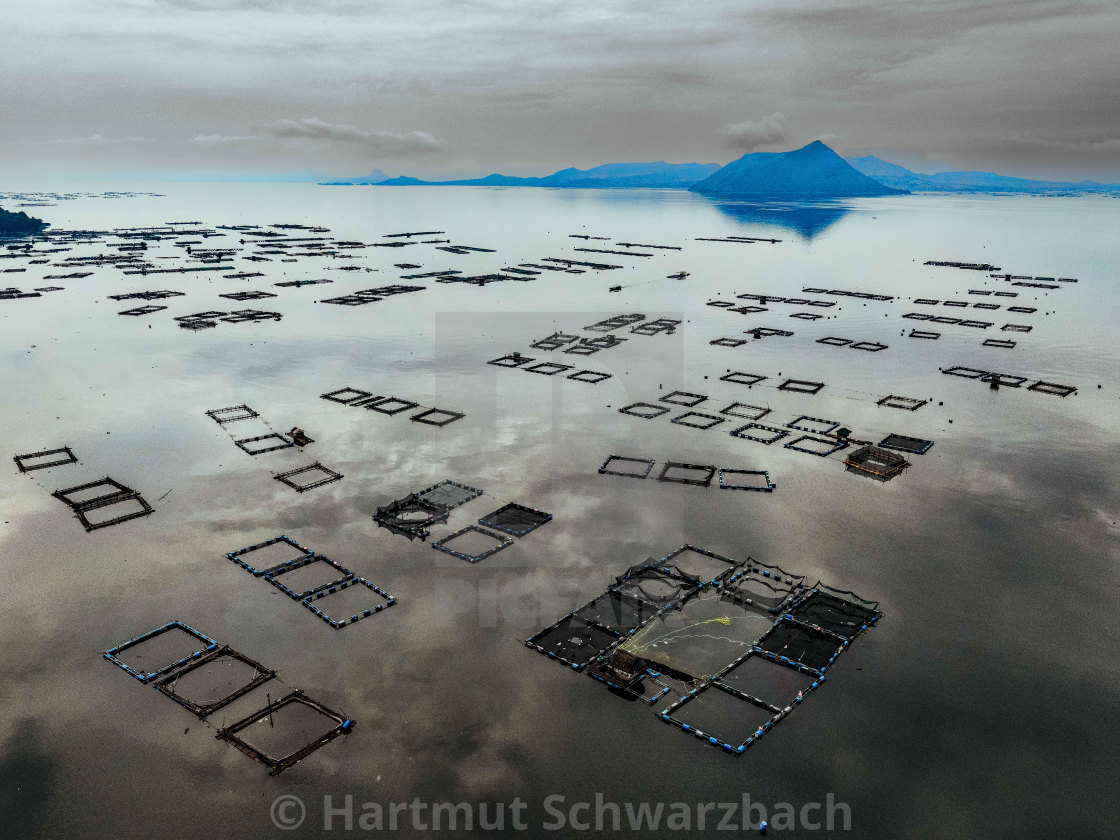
806,288,894,301
718,469,775,492
363,396,419,415
844,446,910,481
983,339,1017,349
525,361,574,376
540,257,622,270
573,247,653,257
531,331,581,350
234,433,295,456
746,327,793,339
585,313,645,332
618,401,671,419
615,241,681,250
631,317,681,336
670,412,726,430
118,305,167,316
598,454,656,478
155,645,275,718
720,372,767,386
924,260,999,271
657,462,717,487
373,494,450,540
274,278,331,287
710,337,748,347
52,476,154,531
104,620,219,682
784,435,849,457
227,535,315,576
660,390,707,407
303,578,396,629
215,690,352,775
432,525,513,563
778,379,824,395
478,502,553,536
274,462,343,493
411,407,467,426
14,446,77,472
108,290,184,301
909,330,940,339
566,370,612,384
415,479,483,511
878,434,934,454
487,352,534,368
563,336,627,355
219,290,277,301
730,422,789,444
720,403,770,421
876,395,928,411
1028,381,1076,397
787,416,840,434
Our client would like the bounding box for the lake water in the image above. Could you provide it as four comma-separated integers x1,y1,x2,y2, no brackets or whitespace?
1,184,1118,839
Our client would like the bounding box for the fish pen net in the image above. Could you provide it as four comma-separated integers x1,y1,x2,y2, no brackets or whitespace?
619,589,775,682
14,446,77,472
527,616,623,669
104,621,219,682
155,646,275,718
372,494,451,540
478,502,553,536
844,446,910,480
756,619,845,673
664,682,779,751
302,578,396,629
789,586,881,639
431,525,513,563
215,691,350,776
716,654,815,711
227,536,315,576
415,480,482,510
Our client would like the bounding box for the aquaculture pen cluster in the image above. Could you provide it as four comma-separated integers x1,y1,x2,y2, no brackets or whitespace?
370,478,553,563
526,545,880,756
3,191,1095,784
103,619,354,775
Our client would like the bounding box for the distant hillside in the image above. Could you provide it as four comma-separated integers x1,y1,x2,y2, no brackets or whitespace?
690,141,904,198
320,169,389,185
324,161,721,189
0,206,48,235
846,155,1120,194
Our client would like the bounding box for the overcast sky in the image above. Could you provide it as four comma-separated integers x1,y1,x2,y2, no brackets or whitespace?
4,0,1120,180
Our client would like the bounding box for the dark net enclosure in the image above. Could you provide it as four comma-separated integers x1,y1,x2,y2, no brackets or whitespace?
155,646,275,718
477,502,553,536
215,691,352,776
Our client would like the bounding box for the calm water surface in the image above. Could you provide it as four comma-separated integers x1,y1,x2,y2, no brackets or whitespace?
1,184,1118,839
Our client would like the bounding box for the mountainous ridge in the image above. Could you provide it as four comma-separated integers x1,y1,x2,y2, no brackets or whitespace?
322,161,721,189
689,141,905,198
845,155,1120,193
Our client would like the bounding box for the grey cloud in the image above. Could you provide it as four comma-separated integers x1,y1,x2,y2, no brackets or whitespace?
722,113,788,152
260,117,443,154
4,0,1120,179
